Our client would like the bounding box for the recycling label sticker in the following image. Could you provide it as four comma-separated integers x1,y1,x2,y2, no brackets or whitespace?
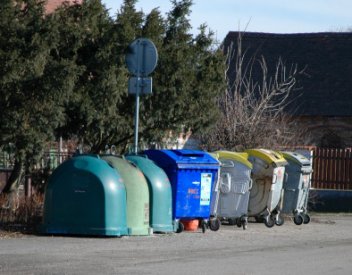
303,174,310,188
200,173,212,206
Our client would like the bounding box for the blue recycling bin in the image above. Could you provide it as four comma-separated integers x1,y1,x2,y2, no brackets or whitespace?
144,149,220,233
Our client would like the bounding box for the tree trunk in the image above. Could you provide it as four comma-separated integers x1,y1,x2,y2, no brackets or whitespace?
2,159,23,194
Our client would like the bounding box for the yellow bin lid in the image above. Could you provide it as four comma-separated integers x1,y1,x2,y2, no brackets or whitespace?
209,152,219,160
213,150,253,169
245,149,287,166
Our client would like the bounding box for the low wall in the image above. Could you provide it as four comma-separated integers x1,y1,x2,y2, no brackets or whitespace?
309,189,352,212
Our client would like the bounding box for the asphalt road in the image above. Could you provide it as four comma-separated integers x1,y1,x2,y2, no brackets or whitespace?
1,214,352,275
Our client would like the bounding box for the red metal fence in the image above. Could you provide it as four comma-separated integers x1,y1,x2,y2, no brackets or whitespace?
311,148,352,190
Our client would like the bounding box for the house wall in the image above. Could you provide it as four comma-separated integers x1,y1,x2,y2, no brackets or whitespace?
171,116,352,150
297,116,352,148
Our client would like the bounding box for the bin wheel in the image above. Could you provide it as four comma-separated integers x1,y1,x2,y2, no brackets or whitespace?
242,220,248,230
293,214,304,225
201,220,207,233
275,214,285,226
303,213,311,224
236,218,242,228
176,222,184,233
264,216,275,228
228,218,236,225
209,218,221,231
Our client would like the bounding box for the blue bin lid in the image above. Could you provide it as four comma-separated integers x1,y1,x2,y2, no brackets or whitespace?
144,149,219,167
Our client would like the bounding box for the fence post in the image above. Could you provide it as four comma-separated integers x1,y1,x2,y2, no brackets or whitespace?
25,175,32,198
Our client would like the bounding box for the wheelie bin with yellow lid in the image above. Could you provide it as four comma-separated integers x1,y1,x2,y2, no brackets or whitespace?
209,151,253,230
245,149,287,228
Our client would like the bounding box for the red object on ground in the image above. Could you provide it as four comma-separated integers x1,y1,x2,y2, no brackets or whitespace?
181,219,199,231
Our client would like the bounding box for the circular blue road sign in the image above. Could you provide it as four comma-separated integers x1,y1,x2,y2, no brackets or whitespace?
125,38,158,77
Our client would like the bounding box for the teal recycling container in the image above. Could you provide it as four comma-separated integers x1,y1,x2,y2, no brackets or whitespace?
41,155,128,236
102,156,150,236
126,155,174,233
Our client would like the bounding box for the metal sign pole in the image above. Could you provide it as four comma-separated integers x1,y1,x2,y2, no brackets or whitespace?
133,40,141,155
126,38,158,155
133,85,140,154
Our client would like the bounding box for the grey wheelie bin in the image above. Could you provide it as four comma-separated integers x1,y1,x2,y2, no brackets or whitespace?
281,151,313,225
144,149,220,233
210,151,253,230
245,149,288,228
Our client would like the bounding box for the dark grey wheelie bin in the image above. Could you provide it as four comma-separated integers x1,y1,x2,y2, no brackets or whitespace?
281,151,313,225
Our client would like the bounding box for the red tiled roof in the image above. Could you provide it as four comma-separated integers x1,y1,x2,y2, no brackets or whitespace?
45,0,82,13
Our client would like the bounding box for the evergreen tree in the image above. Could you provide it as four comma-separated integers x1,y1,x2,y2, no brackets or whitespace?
0,0,226,183
65,0,226,151
139,0,226,144
0,0,77,193
57,0,130,153
142,8,166,47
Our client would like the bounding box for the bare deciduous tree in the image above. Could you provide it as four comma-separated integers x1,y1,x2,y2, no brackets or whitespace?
200,32,307,151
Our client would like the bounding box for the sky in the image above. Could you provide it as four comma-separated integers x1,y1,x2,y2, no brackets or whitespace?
101,0,352,41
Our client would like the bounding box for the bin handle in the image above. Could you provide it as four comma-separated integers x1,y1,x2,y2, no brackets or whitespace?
249,179,253,190
272,174,277,184
128,153,149,159
101,154,124,159
220,173,231,193
127,160,138,168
